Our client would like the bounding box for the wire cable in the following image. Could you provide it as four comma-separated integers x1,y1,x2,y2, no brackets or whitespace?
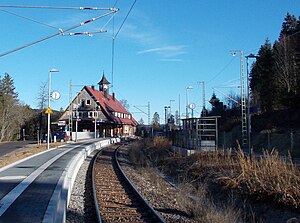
101,12,117,32
62,13,116,37
114,0,137,39
110,0,137,90
0,9,118,57
0,5,116,11
0,9,59,30
207,57,236,84
111,0,117,91
113,0,119,7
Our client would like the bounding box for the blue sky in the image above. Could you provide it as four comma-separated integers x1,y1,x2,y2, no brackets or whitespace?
0,1,299,124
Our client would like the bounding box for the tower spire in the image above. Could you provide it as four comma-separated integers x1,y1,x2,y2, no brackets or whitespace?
98,71,110,98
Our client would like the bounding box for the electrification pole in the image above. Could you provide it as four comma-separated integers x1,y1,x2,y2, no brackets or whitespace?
231,50,247,147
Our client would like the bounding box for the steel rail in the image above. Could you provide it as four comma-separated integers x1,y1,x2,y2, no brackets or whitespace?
115,144,166,223
92,144,165,223
92,149,103,223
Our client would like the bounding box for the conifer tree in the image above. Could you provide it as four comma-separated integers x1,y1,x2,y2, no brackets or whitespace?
0,73,25,141
152,112,160,130
250,40,277,112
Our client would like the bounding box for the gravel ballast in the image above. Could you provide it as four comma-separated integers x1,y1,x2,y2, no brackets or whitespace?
66,151,98,223
67,145,195,223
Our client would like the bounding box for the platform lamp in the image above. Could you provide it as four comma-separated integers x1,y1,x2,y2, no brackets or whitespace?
94,100,99,139
186,86,193,118
47,68,59,150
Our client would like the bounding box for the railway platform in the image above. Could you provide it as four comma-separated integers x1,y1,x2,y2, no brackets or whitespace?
0,138,118,223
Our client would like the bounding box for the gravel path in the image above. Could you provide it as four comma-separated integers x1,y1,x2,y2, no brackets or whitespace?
66,150,98,223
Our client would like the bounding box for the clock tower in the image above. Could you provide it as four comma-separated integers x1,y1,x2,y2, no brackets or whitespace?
98,72,110,98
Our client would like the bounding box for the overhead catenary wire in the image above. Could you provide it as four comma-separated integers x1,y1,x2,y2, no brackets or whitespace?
62,10,117,37
212,87,240,105
0,5,116,11
62,30,107,36
113,0,119,7
114,0,137,39
0,5,117,34
0,9,60,30
110,0,137,90
207,57,236,84
0,8,119,57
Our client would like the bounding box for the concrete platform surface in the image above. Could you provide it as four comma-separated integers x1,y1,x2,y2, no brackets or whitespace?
0,139,114,223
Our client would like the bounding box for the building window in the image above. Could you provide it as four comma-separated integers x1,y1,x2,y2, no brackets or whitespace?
88,111,98,118
86,99,91,105
81,100,85,107
73,111,82,118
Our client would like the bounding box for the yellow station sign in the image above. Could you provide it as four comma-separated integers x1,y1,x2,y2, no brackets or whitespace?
45,107,53,114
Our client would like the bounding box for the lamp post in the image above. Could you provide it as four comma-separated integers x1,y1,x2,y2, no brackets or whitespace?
246,53,258,155
94,100,99,139
47,68,59,150
164,106,170,125
186,86,193,118
169,99,175,117
164,106,170,135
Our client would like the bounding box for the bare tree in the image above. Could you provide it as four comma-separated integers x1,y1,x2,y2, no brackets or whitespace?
274,38,298,94
119,99,130,110
36,81,47,109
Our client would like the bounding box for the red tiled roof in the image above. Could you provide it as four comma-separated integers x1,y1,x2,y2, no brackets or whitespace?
114,117,138,125
85,86,136,126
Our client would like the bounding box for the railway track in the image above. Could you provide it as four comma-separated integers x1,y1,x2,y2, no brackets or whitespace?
92,144,165,223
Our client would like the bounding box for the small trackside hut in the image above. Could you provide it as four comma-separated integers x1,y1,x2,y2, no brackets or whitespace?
59,73,137,140
172,116,220,151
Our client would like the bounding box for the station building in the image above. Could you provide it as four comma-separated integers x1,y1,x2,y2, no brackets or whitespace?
59,74,137,140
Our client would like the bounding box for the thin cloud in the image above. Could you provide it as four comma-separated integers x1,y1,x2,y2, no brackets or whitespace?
158,58,184,62
137,45,187,58
119,10,188,60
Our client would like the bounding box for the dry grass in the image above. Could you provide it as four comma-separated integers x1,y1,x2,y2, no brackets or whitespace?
177,183,243,223
129,138,300,221
0,142,66,169
219,148,300,209
129,138,245,223
189,146,300,209
128,137,172,168
153,136,172,149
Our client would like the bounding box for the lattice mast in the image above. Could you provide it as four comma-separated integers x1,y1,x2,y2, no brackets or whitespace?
239,51,247,146
231,50,247,146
